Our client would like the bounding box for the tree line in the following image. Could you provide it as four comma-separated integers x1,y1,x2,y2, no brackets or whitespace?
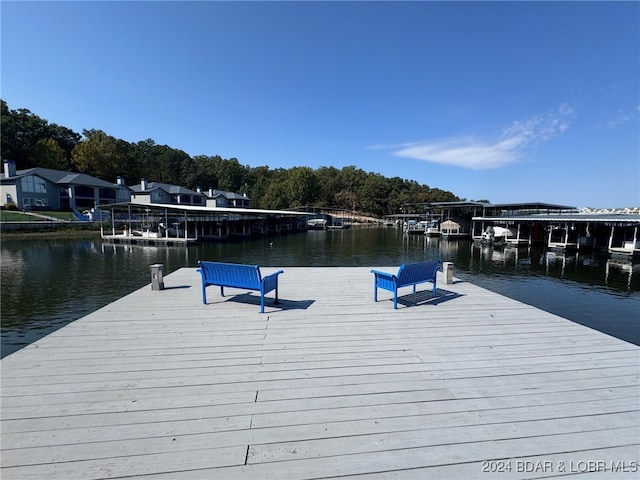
1,100,463,217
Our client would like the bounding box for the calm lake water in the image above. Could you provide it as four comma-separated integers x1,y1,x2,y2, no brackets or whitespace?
1,226,639,357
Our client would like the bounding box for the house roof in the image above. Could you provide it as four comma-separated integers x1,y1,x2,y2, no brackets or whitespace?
131,182,202,196
205,189,250,201
222,192,248,201
3,167,118,188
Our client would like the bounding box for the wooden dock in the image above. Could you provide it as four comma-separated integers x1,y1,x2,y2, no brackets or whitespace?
2,267,638,479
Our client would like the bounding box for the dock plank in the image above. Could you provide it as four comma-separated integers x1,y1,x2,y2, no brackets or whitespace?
2,266,638,479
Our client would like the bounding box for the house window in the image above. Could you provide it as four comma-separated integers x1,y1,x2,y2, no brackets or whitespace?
20,175,47,193
74,186,94,199
99,188,116,200
23,197,48,209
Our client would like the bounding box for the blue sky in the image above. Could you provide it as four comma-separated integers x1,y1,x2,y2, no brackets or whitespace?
2,1,638,208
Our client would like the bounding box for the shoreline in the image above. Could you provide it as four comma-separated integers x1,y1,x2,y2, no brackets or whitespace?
0,225,102,240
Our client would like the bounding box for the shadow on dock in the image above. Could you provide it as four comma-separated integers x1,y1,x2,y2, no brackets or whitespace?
395,288,463,308
207,292,315,311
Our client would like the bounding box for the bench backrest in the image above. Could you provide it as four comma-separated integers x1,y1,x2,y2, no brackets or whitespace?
397,260,441,287
198,261,262,289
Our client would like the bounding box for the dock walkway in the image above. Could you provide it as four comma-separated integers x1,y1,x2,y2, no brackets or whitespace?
2,267,638,479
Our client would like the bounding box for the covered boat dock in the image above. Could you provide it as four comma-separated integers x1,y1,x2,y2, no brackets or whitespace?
390,201,640,258
98,202,312,245
471,207,640,257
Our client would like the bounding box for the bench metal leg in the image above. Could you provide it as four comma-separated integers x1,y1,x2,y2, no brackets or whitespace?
201,284,207,304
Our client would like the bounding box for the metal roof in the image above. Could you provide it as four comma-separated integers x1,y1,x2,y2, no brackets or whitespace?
485,202,576,210
472,213,640,224
100,201,314,217
403,201,577,211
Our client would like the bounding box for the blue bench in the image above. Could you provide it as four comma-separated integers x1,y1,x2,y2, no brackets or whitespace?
371,260,442,309
197,261,284,313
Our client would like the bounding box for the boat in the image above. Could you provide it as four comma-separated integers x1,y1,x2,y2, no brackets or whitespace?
481,225,515,245
425,219,441,237
403,219,425,234
609,240,640,259
307,218,328,230
607,225,640,258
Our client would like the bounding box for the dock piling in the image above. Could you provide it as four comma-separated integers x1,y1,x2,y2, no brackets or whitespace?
443,261,454,284
150,263,164,290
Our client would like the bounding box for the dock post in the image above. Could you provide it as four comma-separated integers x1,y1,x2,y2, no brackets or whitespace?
442,262,454,285
150,264,164,290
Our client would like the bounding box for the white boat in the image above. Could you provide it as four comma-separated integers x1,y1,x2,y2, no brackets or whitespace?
481,225,515,245
403,220,424,234
425,220,441,237
609,240,640,258
307,218,327,230
607,225,640,258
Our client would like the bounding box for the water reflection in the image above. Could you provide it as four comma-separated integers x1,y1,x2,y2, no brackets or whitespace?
462,241,639,293
2,228,638,357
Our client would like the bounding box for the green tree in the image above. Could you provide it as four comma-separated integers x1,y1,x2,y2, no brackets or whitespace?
1,102,49,167
246,165,273,208
180,156,199,190
1,100,81,169
358,173,393,216
155,146,191,185
285,166,321,207
427,187,458,203
214,157,248,192
31,138,68,170
315,166,341,207
133,139,158,181
47,124,81,164
71,129,122,179
261,178,289,209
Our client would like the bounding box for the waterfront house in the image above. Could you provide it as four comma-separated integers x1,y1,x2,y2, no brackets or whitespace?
0,159,130,211
129,179,205,206
128,182,251,209
203,188,251,208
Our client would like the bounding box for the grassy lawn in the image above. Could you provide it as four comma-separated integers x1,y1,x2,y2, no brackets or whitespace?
0,210,101,238
42,211,76,221
0,211,36,222
0,210,75,222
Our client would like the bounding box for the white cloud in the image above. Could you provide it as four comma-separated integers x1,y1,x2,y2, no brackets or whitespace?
387,105,573,170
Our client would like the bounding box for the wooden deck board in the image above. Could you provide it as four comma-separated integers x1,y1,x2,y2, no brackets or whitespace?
2,266,638,479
